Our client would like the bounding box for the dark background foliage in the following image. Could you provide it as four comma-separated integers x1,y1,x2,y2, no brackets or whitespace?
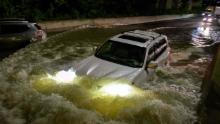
0,0,202,21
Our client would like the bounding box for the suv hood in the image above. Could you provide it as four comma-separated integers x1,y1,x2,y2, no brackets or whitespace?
75,56,142,81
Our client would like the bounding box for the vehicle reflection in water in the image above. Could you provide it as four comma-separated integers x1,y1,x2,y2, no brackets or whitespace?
191,22,214,47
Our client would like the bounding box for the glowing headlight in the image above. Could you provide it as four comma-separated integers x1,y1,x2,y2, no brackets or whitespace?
202,13,205,16
197,27,204,32
208,14,212,16
47,69,76,84
201,22,204,26
203,18,207,21
208,18,212,22
203,27,210,36
100,83,133,97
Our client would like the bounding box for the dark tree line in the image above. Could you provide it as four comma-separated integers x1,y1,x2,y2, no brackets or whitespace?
0,0,201,21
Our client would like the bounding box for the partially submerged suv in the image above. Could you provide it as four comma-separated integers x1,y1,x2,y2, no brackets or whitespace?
0,18,46,49
75,30,170,87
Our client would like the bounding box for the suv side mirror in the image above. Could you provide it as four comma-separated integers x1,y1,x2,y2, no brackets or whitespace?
147,61,158,69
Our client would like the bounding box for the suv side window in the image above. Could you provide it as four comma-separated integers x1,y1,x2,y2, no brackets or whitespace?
146,46,155,65
154,38,167,60
0,24,30,34
153,42,160,60
155,39,167,59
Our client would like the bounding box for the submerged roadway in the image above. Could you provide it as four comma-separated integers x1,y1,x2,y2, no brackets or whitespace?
0,16,219,124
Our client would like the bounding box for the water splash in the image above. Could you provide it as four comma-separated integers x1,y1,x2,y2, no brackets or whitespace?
0,28,206,124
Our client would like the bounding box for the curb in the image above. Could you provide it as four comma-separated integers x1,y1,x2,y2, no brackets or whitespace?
39,14,195,32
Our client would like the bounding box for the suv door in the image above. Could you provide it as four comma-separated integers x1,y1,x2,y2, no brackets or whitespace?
145,45,156,81
154,38,169,66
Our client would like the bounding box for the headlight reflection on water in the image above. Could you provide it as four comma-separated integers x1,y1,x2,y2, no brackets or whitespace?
34,75,150,118
197,26,210,36
100,83,133,97
47,69,76,84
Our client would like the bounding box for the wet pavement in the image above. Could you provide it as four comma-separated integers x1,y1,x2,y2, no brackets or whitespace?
42,16,218,68
1,16,218,61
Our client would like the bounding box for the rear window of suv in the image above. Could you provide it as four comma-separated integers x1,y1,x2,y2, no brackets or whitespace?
0,23,30,34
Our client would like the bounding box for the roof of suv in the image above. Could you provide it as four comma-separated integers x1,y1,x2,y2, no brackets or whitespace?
111,30,165,47
0,18,30,24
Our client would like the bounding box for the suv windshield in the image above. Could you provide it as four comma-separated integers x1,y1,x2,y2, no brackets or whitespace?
95,40,146,68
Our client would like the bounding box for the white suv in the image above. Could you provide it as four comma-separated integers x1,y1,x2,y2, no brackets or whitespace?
75,30,170,87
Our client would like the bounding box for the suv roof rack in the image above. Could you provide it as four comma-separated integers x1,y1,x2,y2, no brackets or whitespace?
0,18,27,22
129,30,161,40
119,35,147,43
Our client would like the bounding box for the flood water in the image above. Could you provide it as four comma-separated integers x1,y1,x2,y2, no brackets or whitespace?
0,17,218,124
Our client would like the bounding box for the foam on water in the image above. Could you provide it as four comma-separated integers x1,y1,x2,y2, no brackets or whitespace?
0,30,204,124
